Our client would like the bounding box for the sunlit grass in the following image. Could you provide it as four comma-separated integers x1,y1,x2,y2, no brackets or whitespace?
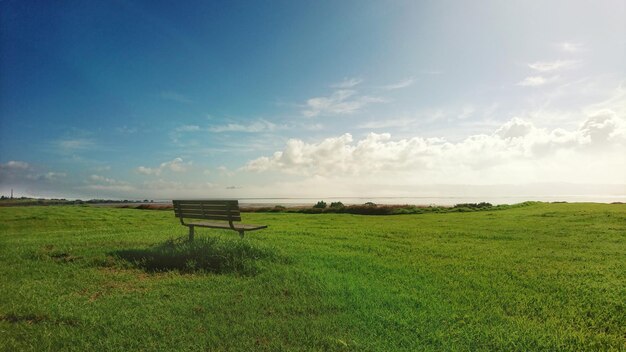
0,203,624,351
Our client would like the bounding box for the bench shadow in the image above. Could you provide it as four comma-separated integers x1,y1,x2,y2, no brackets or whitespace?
110,236,276,275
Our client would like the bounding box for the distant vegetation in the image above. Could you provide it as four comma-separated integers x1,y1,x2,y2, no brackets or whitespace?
313,200,327,209
241,201,540,215
0,197,154,207
1,197,538,215
0,196,546,216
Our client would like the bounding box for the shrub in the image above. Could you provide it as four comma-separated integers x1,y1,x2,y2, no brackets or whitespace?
329,201,344,209
453,202,493,209
270,205,286,212
313,201,327,209
344,205,394,215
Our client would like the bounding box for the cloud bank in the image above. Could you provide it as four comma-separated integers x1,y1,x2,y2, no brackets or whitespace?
136,157,192,176
245,110,626,185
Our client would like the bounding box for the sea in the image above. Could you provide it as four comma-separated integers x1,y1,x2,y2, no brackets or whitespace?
157,195,626,207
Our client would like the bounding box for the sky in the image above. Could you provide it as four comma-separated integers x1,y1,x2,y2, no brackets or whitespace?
1,0,625,200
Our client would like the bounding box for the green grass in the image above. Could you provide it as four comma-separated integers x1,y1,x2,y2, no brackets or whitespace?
0,203,624,351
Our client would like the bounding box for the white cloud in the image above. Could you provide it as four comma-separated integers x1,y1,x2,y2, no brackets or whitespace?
1,161,66,183
88,174,125,185
559,42,585,53
518,76,557,87
26,172,67,182
494,117,534,139
579,109,626,147
45,172,66,180
164,158,192,172
58,138,95,151
357,117,416,129
303,89,386,117
160,91,193,103
217,166,234,176
331,77,363,88
528,60,580,72
83,184,135,192
381,78,414,90
173,120,287,136
518,59,580,89
357,104,491,130
1,161,30,170
83,174,133,192
136,166,158,175
208,119,282,133
244,111,626,185
136,157,192,176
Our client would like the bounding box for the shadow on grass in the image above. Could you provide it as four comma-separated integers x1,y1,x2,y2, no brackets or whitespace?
110,237,278,275
0,313,80,326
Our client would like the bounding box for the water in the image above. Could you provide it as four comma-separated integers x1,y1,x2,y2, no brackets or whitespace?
229,195,625,207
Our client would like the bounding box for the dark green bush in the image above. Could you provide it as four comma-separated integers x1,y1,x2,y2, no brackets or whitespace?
301,207,324,214
243,201,533,216
329,201,344,209
270,205,286,212
453,202,493,209
313,201,327,209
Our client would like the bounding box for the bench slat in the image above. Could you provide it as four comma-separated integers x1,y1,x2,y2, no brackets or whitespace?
173,199,241,221
174,213,242,221
174,205,239,212
175,208,236,214
186,221,267,231
176,215,241,222
173,200,238,205
174,209,239,216
174,202,236,207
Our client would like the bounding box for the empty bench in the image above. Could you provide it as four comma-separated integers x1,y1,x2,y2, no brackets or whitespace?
173,200,267,240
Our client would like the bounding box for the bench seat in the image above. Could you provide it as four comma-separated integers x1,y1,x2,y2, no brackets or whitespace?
173,199,267,239
185,221,267,231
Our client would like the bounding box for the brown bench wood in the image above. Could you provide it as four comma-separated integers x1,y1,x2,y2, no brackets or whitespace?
173,199,267,240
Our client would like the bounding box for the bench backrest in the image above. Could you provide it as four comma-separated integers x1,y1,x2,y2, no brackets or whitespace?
172,200,241,222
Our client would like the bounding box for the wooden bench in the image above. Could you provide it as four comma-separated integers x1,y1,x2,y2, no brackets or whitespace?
173,200,267,240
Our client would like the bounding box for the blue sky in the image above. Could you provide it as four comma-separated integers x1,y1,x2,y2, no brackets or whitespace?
1,0,625,200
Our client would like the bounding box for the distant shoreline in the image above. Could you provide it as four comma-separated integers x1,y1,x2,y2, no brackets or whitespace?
1,196,624,208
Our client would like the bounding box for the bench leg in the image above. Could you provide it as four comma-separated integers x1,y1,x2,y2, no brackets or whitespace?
188,225,195,241
238,230,244,239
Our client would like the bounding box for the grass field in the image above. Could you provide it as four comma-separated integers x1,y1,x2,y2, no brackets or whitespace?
0,203,624,351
